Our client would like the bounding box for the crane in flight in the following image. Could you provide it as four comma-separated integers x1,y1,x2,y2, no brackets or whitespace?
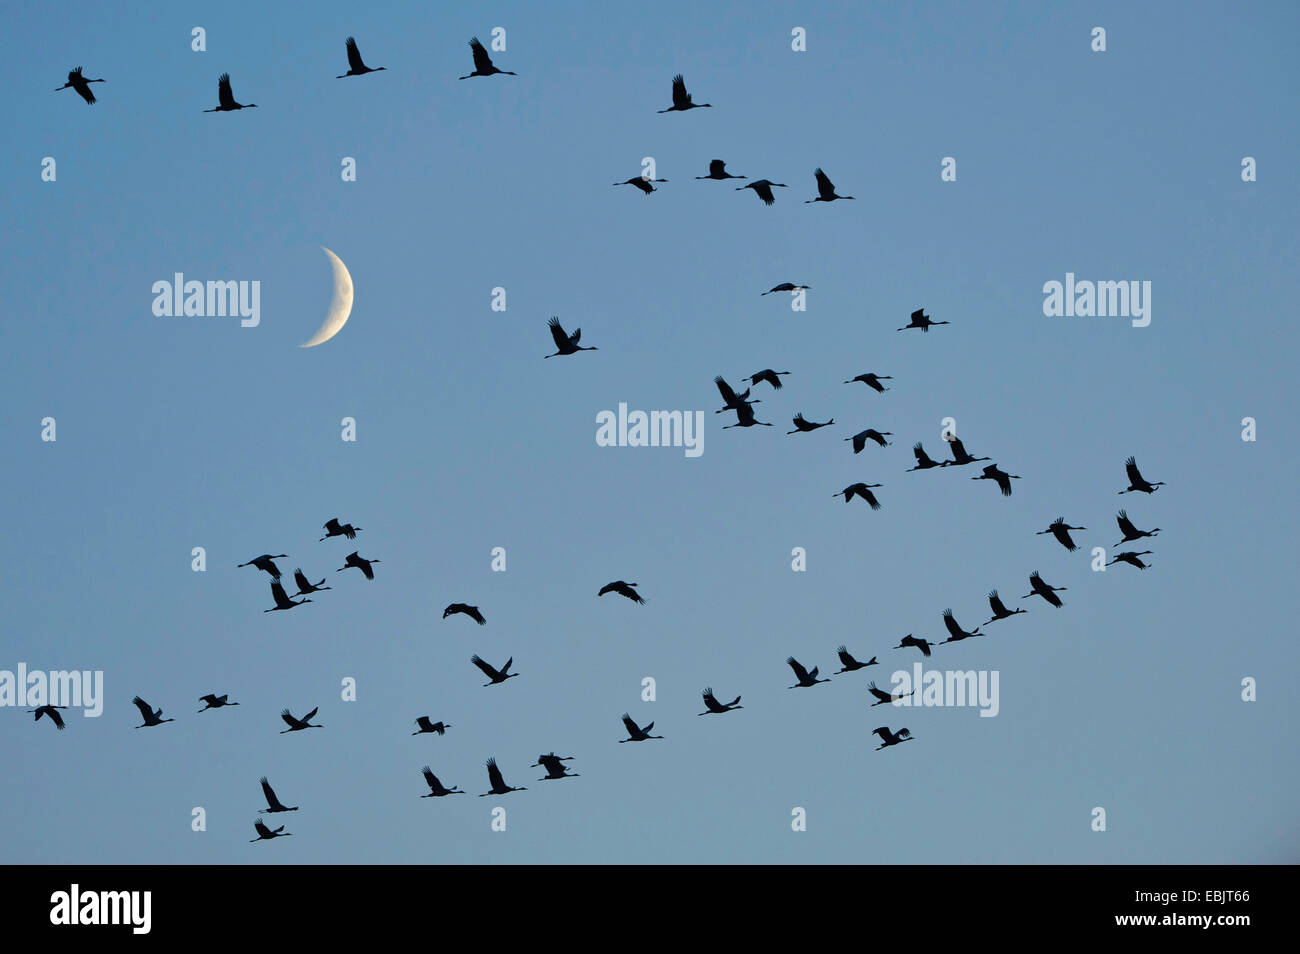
658,74,711,112
55,66,105,104
458,37,515,79
619,713,663,742
698,688,743,715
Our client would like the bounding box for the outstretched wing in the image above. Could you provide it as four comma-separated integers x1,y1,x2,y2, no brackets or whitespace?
1125,457,1143,483
715,376,739,404
548,317,568,349
469,37,494,72
260,777,279,807
814,167,833,198
217,73,235,109
486,758,505,788
132,696,152,719
708,159,725,176
671,73,690,107
621,713,639,735
786,657,810,681
867,681,892,702
471,655,498,679
1117,510,1138,535
345,36,366,72
293,569,310,590
254,819,273,838
280,709,298,727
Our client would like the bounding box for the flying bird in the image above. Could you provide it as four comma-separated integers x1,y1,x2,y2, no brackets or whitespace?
279,707,322,733
203,73,257,112
27,705,67,730
420,767,463,797
1108,550,1154,569
846,428,892,452
258,777,298,813
737,179,787,205
412,717,451,735
1119,457,1165,494
55,66,104,104
459,36,515,79
698,688,743,715
834,483,883,510
320,518,360,541
940,608,982,643
1024,571,1067,608
762,283,809,296
545,316,598,357
265,580,312,612
197,693,239,713
894,634,935,657
696,159,744,180
618,713,663,742
250,819,291,842
533,753,580,779
945,437,990,466
835,646,878,672
845,372,892,392
598,581,645,604
868,681,915,706
613,175,668,195
131,696,173,728
908,442,947,471
972,464,1021,496
1115,510,1160,547
898,308,949,332
292,569,331,596
806,168,854,203
337,36,385,78
873,726,913,750
746,369,789,389
471,655,518,686
714,376,758,414
786,657,830,688
480,757,526,795
443,603,486,625
1038,517,1086,551
238,554,287,579
658,74,711,112
337,551,380,579
985,590,1027,625
788,413,833,434
723,402,773,428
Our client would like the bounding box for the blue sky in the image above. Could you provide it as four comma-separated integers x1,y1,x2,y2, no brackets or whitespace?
2,0,1297,863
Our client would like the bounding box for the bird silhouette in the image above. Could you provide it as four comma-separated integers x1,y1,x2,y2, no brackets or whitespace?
238,554,288,579
788,413,834,434
131,696,173,728
714,376,759,414
533,753,580,779
1038,518,1086,551
658,74,710,112
203,73,257,112
698,688,743,715
459,37,515,79
480,757,526,794
618,713,663,741
265,580,312,612
737,179,788,205
412,717,452,735
1114,510,1160,547
27,705,67,730
1119,457,1165,494
984,590,1027,625
762,282,810,296
972,464,1021,496
894,634,935,657
337,551,380,579
696,159,744,180
1024,571,1067,608
613,175,668,195
940,609,982,643
545,316,598,357
320,518,361,541
908,442,948,471
420,766,463,797
845,372,892,392
337,36,385,78
471,655,518,686
945,437,990,466
786,657,830,688
873,726,913,750
835,646,878,672
868,681,915,706
806,168,854,203
250,819,291,842
279,707,322,733
898,308,949,332
443,603,486,625
55,66,104,104
1108,550,1154,569
723,402,773,428
258,777,298,813
834,483,883,510
197,693,239,713
846,428,892,452
598,581,645,604
292,569,331,596
746,369,789,389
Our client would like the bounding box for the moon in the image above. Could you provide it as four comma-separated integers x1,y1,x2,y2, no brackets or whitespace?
300,247,354,348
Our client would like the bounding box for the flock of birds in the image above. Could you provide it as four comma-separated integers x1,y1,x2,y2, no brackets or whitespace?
40,28,1172,849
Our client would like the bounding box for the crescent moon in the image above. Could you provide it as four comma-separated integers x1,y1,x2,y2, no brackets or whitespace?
300,247,354,348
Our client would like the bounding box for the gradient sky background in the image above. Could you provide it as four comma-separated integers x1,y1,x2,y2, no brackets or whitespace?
2,0,1297,864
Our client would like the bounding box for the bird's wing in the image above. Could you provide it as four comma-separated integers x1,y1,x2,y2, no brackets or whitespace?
943,611,961,636
261,778,279,806
487,759,504,787
468,607,485,624
621,713,638,734
709,159,724,175
254,820,272,837
217,73,235,108
671,73,689,106
814,168,832,196
471,655,497,678
293,569,310,589
896,728,912,740
787,657,809,680
345,36,365,71
548,317,568,348
469,37,493,72
837,647,855,666
868,683,891,702
1125,457,1142,482
132,697,151,718
280,710,298,727
1117,510,1137,534
270,580,288,602
715,376,738,403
